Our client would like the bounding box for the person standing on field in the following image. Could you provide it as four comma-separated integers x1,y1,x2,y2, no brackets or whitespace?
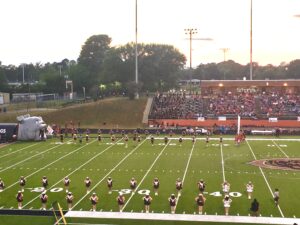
250,198,259,216
195,193,206,214
223,195,232,216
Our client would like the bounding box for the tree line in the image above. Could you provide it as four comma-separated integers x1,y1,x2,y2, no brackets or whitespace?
0,34,299,98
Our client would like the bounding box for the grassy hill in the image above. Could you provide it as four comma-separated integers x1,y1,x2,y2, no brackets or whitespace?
0,97,148,128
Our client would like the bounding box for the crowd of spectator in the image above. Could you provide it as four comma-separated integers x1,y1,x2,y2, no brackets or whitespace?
149,92,204,119
149,90,300,119
206,92,256,117
258,92,300,117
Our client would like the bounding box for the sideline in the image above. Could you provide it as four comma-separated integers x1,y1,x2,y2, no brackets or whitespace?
65,211,300,225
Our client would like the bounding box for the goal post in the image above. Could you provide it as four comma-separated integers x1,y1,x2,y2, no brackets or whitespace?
52,201,67,225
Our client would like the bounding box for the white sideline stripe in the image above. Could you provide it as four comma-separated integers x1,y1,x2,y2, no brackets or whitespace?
0,143,39,159
220,143,226,182
0,144,62,173
147,137,300,141
123,140,171,210
71,137,148,210
22,138,114,207
65,211,300,224
3,139,98,192
272,141,289,158
246,140,284,218
174,140,196,212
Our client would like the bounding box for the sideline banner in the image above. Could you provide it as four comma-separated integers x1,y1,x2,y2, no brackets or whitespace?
218,116,226,121
269,117,278,122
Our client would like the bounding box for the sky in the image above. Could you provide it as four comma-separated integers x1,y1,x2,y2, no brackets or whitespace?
0,0,300,67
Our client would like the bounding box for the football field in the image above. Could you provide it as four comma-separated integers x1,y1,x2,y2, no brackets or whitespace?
0,135,300,225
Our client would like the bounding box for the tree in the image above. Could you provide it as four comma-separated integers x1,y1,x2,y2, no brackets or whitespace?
101,43,186,92
77,35,112,90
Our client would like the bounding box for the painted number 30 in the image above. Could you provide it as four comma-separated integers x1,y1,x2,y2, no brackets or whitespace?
209,191,242,197
29,187,63,193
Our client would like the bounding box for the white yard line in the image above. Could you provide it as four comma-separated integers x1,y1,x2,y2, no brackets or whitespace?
272,141,289,158
174,140,196,212
3,139,97,192
123,141,171,210
0,143,39,159
0,143,64,173
71,138,148,210
220,143,226,182
246,140,284,218
22,139,120,208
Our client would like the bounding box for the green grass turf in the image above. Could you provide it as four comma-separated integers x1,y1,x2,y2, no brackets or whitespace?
0,135,299,225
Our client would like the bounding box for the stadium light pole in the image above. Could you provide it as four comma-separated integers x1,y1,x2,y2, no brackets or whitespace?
135,0,139,99
220,48,229,80
184,28,198,70
184,28,197,94
250,0,253,80
220,48,230,62
22,63,25,84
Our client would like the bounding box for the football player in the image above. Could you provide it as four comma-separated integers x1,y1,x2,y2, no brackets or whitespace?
40,191,48,210
98,134,102,142
130,178,137,194
176,178,182,196
143,194,152,213
168,194,177,214
246,181,254,199
90,192,98,212
64,177,71,193
66,192,74,211
153,178,160,196
85,133,89,142
117,193,125,212
85,177,92,194
137,135,141,143
195,193,206,215
16,191,23,209
107,177,113,194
